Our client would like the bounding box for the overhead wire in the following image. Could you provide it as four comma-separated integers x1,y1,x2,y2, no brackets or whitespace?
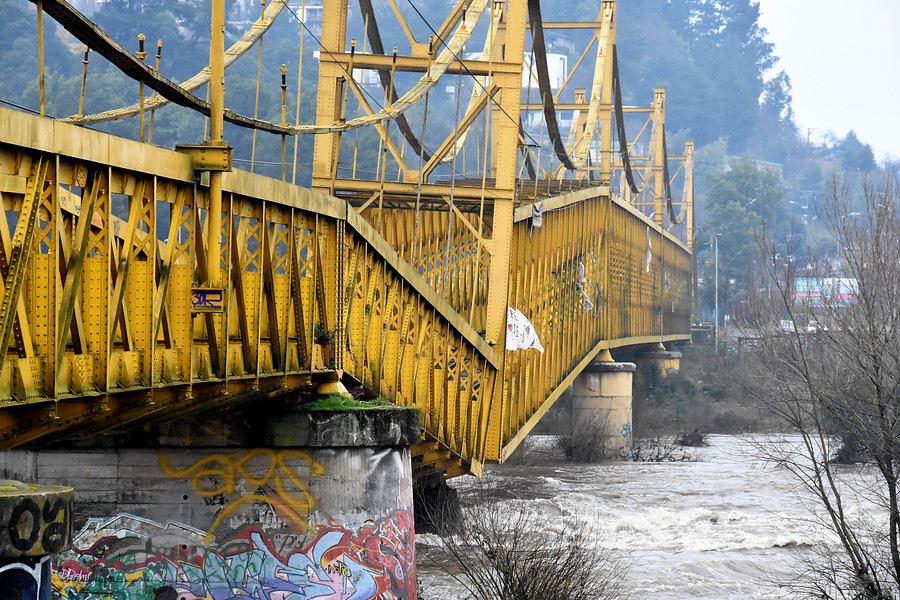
279,0,481,185
406,0,640,189
402,0,545,153
280,0,491,134
286,0,591,190
60,0,290,125
441,53,465,295
357,0,432,160
0,98,54,117
36,0,618,192
404,0,624,207
281,0,532,186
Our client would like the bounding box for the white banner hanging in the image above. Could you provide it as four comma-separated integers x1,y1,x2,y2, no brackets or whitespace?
506,307,545,353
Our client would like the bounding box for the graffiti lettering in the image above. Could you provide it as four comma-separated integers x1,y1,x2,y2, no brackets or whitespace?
53,511,415,600
55,567,89,583
5,495,72,555
327,562,352,578
158,449,325,541
202,494,225,507
7,499,40,551
619,421,633,459
41,497,70,553
0,556,49,600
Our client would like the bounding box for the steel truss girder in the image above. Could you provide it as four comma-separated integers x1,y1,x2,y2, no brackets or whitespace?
0,109,508,476
4,0,698,478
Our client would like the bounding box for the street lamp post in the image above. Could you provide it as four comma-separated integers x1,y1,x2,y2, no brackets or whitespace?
714,233,720,353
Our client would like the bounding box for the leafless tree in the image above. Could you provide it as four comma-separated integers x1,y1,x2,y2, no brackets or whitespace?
552,412,616,462
418,482,629,600
745,180,900,599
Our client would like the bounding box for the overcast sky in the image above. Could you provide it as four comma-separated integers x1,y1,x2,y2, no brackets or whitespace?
755,0,900,161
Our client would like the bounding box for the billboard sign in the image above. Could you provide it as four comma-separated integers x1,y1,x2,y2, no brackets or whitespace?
795,277,857,307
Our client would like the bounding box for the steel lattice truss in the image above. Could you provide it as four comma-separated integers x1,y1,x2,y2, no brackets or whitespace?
0,0,693,478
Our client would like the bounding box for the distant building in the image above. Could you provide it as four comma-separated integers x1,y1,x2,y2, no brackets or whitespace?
795,277,858,307
229,0,324,34
67,0,105,16
522,53,568,91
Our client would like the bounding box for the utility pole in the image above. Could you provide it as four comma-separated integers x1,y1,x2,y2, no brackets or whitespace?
714,233,720,353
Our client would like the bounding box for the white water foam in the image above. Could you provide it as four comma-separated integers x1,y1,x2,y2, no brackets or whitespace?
419,434,861,599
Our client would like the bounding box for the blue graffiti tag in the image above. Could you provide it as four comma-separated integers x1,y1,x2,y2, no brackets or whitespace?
191,289,224,311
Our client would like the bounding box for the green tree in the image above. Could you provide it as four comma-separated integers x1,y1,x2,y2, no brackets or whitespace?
749,71,797,164
0,0,79,112
615,0,720,145
700,156,801,317
838,130,877,174
665,0,775,151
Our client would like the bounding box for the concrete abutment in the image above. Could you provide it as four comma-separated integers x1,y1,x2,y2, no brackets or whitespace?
0,405,420,600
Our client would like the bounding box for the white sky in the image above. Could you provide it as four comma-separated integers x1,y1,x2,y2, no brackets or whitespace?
755,0,900,161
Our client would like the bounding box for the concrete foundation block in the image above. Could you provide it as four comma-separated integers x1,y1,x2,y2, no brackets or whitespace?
266,407,421,447
572,361,636,456
1,407,421,600
637,350,683,377
0,481,73,600
0,481,73,558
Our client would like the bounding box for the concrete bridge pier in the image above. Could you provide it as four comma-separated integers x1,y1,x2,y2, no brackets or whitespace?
572,350,637,456
631,343,683,399
0,482,73,600
0,405,420,600
635,343,683,378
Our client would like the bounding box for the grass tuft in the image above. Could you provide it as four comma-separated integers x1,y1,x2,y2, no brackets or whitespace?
304,394,404,410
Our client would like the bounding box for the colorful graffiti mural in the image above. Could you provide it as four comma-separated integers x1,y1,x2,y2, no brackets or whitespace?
42,442,415,599
53,510,414,600
619,422,633,460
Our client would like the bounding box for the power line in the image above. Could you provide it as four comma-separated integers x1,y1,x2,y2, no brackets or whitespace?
280,0,489,184
404,0,561,161
0,98,55,118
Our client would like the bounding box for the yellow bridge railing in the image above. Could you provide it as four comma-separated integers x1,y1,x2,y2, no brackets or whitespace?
0,107,690,477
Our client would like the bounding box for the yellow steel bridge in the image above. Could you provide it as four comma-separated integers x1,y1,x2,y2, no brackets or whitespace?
0,0,694,480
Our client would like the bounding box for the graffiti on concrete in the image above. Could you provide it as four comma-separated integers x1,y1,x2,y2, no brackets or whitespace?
52,510,415,600
0,556,50,600
619,421,633,459
157,448,326,542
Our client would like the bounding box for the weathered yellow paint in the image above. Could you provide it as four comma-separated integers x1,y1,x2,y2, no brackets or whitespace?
0,0,696,478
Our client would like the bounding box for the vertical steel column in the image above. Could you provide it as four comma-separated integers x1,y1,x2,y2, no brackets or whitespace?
311,0,350,195
574,1,614,180
138,35,147,143
683,141,698,324
683,141,695,251
483,0,526,461
651,88,665,227
484,0,526,346
208,0,225,286
600,0,615,182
